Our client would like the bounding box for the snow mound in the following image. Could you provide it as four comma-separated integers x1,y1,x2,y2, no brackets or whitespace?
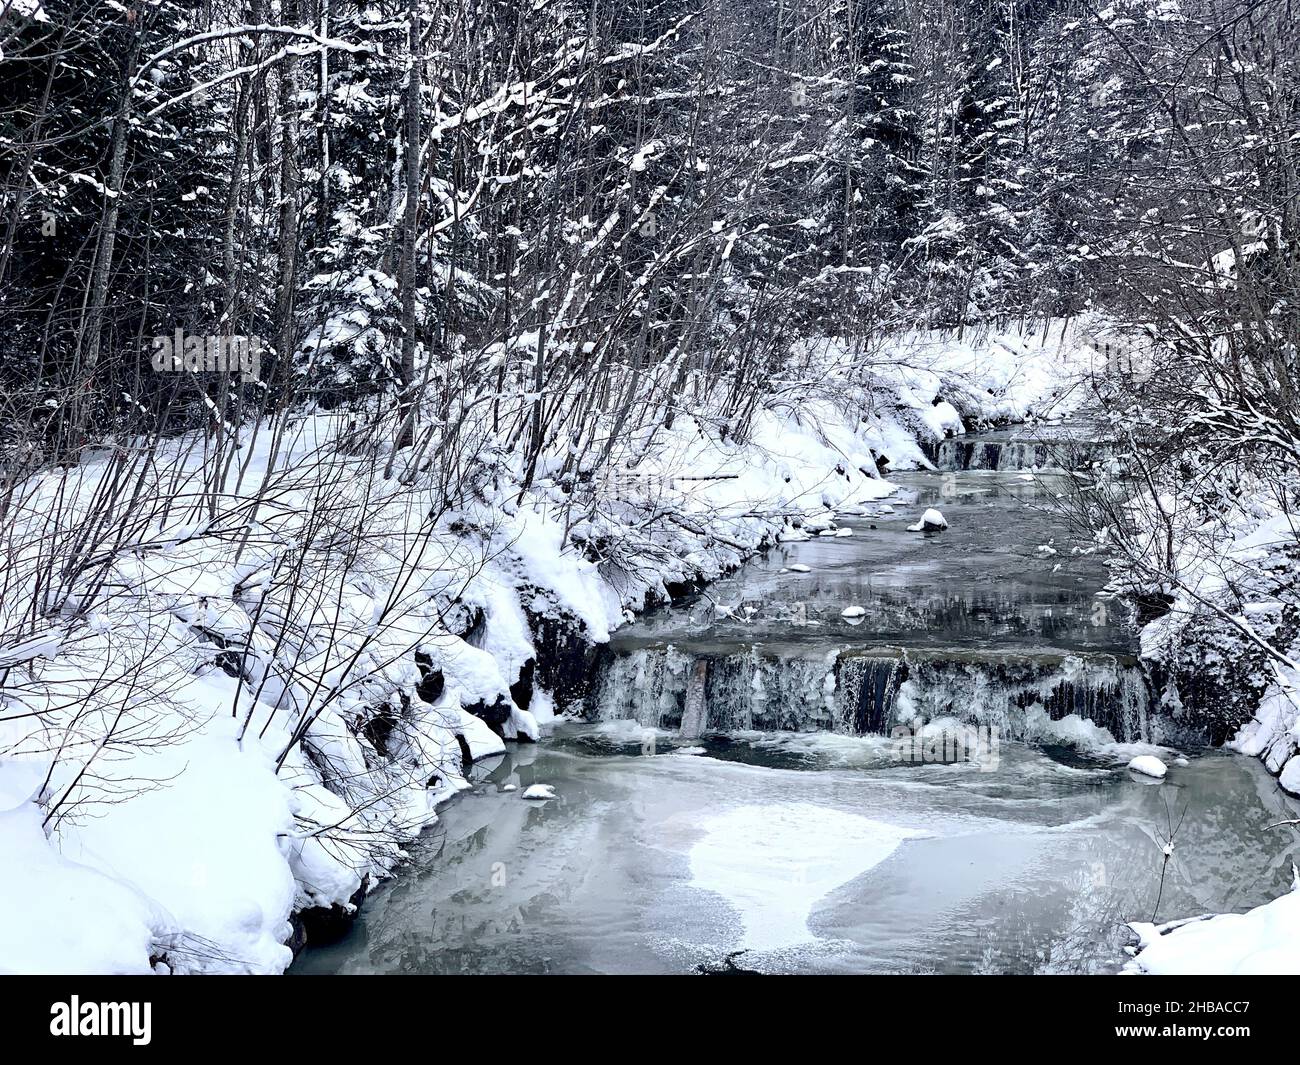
907,508,948,532
1127,755,1168,779
521,784,556,800
1126,870,1300,975
0,803,168,974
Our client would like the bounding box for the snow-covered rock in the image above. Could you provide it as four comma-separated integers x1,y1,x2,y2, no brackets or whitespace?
1230,670,1300,794
907,508,948,532
840,606,866,619
459,711,508,761
1127,755,1168,778
521,784,556,800
1280,756,1300,796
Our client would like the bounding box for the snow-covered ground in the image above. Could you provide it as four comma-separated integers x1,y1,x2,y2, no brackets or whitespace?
0,319,1118,974
1125,870,1300,975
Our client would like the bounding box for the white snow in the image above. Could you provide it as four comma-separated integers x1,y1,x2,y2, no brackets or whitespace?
907,508,948,532
1127,755,1168,779
1230,667,1300,796
521,784,556,800
1126,870,1300,975
689,802,925,951
0,803,165,975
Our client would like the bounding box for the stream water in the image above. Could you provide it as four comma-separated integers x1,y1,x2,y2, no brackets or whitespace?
294,439,1300,975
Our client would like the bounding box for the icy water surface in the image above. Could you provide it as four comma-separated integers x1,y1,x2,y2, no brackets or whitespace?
616,470,1125,653
293,465,1300,975
292,732,1300,974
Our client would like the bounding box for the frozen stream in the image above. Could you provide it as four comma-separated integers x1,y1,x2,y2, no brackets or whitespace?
294,461,1300,975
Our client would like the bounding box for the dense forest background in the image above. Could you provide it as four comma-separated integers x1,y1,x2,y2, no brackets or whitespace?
2,0,1295,474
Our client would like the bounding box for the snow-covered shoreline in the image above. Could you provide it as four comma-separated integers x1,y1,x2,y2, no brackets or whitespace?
1124,869,1300,975
1123,472,1300,974
1121,649,1300,971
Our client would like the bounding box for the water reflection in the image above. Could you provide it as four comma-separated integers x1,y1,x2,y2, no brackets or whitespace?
293,734,1300,975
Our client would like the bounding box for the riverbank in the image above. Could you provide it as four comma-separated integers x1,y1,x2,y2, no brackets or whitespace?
1122,496,1300,973
287,462,1300,975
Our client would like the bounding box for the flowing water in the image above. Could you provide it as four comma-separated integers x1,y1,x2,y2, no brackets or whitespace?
921,420,1119,474
294,452,1300,975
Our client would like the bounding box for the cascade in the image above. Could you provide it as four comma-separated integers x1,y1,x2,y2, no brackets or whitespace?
590,644,1153,743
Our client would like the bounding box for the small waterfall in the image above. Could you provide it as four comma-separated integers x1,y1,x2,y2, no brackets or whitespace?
591,645,1154,743
837,654,907,733
996,441,1048,471
941,439,1019,473
885,652,1151,742
702,649,840,731
934,439,968,471
970,441,999,470
931,436,1111,473
591,646,838,731
593,645,693,729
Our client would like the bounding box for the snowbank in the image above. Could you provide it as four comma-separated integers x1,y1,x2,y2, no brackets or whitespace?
789,316,1105,470
1230,668,1300,796
1125,869,1300,975
0,803,164,975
